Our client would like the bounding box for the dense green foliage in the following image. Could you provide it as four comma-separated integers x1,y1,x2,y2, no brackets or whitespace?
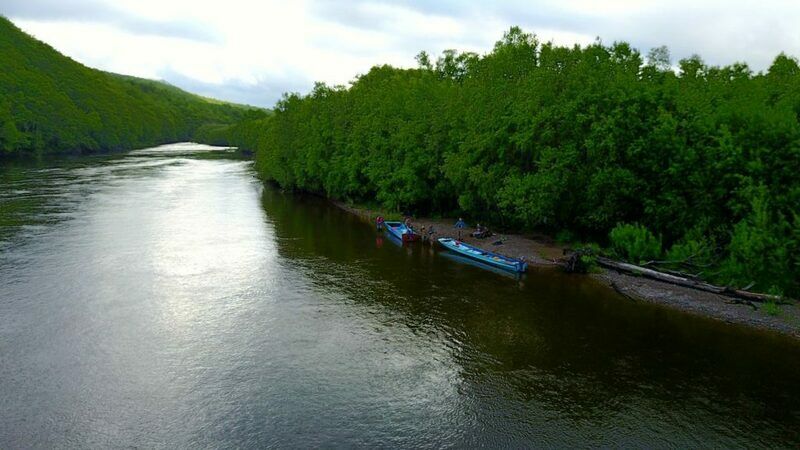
609,223,663,265
222,27,800,295
0,16,250,156
194,109,271,146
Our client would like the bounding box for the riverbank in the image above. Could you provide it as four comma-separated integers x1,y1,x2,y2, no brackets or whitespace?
333,201,800,340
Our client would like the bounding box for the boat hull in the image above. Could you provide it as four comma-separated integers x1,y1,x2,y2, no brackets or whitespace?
438,251,523,279
384,221,419,242
437,237,527,273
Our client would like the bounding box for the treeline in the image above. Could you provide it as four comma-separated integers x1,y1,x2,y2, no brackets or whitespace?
0,16,250,156
227,27,799,296
193,109,271,146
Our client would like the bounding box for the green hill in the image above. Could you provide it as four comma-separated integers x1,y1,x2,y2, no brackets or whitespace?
0,16,251,156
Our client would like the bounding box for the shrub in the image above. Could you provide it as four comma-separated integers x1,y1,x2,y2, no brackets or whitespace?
666,236,713,268
555,229,577,245
609,223,662,264
762,301,781,316
718,190,797,295
564,243,601,273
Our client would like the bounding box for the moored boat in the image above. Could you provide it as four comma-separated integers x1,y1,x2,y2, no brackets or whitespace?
438,250,523,279
437,237,528,273
384,221,420,242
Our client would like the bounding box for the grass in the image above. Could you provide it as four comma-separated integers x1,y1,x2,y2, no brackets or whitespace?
762,301,781,316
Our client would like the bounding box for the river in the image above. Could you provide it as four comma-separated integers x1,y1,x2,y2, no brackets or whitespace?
1,143,799,447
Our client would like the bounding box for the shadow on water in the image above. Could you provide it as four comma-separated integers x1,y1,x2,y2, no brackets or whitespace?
2,146,799,447
260,187,800,446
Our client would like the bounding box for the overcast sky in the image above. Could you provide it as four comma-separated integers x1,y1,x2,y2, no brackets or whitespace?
4,0,800,107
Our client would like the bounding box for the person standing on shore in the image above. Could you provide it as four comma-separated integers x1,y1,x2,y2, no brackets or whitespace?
455,218,466,240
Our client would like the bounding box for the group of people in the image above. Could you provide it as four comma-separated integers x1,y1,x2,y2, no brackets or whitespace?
455,218,492,240
406,217,436,243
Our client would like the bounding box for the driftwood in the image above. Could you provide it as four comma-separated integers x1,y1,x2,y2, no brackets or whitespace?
641,255,713,269
564,251,584,273
645,266,704,281
563,248,597,273
725,299,758,311
595,257,788,304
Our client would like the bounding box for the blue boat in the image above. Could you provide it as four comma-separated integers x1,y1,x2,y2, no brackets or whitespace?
437,237,528,273
383,221,420,243
438,250,523,279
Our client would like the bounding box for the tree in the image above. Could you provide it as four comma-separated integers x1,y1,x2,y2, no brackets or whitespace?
0,16,249,157
415,51,433,71
231,26,800,297
647,45,671,71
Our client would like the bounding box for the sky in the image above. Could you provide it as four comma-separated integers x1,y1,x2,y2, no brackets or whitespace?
3,0,800,107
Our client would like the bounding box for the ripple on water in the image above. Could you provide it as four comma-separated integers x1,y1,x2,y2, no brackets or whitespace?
1,143,800,448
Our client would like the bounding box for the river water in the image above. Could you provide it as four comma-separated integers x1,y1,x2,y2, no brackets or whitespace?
1,143,799,448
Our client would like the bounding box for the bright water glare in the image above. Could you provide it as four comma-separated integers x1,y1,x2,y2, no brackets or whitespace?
1,143,799,447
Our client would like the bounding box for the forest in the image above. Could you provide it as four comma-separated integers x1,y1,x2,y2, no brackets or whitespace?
220,27,800,297
0,16,249,156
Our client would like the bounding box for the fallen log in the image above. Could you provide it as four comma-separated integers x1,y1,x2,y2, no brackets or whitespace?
595,257,787,303
641,255,712,269
648,266,705,282
727,287,792,304
641,255,697,267
725,299,758,311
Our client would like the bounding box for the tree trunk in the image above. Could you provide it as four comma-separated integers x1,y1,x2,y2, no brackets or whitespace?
595,257,786,303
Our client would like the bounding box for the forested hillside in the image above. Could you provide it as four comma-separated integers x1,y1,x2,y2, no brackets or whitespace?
228,27,800,296
0,16,249,156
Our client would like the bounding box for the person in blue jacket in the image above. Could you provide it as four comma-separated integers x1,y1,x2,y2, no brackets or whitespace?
454,218,466,239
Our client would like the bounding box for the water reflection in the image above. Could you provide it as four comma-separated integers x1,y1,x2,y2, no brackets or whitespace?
1,144,799,448
259,188,800,447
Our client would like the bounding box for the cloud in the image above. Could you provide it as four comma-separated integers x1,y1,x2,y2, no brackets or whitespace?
6,0,800,107
312,0,588,36
0,0,219,42
155,68,313,108
310,0,800,69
